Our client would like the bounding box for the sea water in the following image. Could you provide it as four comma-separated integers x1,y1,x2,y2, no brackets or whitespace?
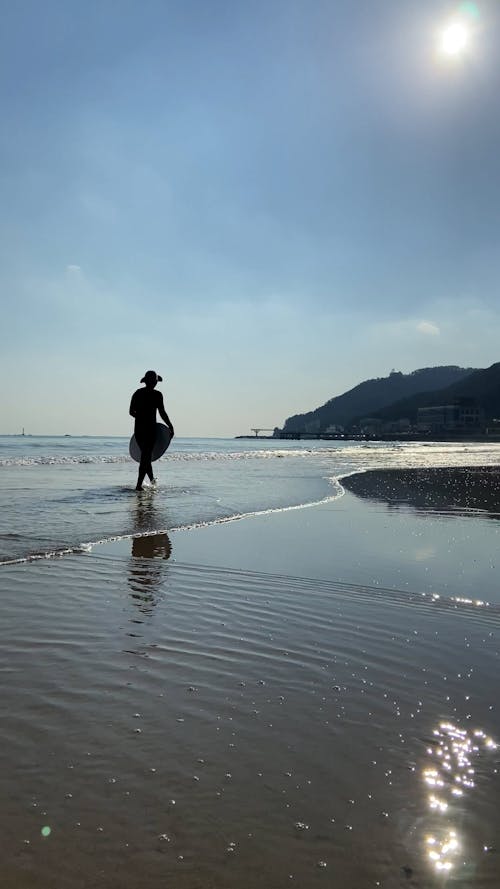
1,435,500,563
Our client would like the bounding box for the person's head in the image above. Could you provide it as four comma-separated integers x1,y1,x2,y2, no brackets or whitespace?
141,370,162,388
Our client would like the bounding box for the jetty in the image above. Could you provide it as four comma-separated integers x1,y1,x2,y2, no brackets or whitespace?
235,430,368,441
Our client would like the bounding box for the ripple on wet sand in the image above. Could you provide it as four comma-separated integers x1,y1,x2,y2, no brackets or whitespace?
1,553,500,887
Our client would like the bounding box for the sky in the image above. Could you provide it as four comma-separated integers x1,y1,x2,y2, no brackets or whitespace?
2,0,500,436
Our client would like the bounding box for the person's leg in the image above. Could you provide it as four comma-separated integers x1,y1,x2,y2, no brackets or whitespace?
135,432,155,490
136,457,146,490
137,444,154,489
146,455,154,483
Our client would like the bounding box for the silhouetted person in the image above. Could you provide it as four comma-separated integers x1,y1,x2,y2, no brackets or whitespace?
129,370,174,491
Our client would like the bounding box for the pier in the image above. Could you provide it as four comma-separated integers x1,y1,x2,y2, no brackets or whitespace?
236,429,494,442
235,430,369,441
250,428,275,437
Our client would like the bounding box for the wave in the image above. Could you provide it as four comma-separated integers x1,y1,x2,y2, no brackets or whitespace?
0,455,132,466
0,448,343,467
2,440,500,468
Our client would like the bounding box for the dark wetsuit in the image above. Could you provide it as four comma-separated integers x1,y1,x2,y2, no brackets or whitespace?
129,388,165,482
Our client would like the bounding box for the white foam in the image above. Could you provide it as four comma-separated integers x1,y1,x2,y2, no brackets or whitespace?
2,440,500,468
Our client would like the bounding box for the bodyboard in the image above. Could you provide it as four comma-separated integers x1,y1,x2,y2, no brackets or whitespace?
129,423,172,463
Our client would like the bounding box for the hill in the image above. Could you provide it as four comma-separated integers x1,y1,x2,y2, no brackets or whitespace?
281,366,477,433
371,362,500,423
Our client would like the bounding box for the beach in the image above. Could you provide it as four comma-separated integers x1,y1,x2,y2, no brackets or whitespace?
6,0,500,884
2,455,500,888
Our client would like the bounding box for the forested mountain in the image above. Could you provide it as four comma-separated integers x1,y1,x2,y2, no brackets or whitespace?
372,362,500,423
281,366,477,433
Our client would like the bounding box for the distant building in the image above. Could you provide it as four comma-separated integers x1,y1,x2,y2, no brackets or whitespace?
417,401,483,433
359,417,382,434
324,424,344,433
381,418,411,433
304,419,321,433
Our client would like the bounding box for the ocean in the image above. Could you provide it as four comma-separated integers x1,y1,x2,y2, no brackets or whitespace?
2,434,500,564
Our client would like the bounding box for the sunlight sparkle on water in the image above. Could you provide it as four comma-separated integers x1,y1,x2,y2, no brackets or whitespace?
421,722,497,875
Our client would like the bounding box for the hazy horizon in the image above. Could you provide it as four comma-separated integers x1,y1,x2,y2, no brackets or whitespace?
0,360,489,438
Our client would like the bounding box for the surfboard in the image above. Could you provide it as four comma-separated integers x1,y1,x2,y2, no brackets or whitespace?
129,423,173,463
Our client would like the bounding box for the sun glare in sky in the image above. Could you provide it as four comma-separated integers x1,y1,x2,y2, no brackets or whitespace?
440,21,469,56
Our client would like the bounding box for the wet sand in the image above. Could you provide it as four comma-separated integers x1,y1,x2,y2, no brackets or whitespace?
342,466,500,519
2,468,500,888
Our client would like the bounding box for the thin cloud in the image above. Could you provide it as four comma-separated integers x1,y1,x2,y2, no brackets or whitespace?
416,320,440,336
370,318,441,340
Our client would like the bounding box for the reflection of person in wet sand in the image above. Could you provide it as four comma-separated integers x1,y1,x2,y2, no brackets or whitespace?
128,491,172,609
129,370,174,492
128,533,172,612
132,533,172,560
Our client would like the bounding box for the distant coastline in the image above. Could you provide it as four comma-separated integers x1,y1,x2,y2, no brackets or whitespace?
235,432,500,442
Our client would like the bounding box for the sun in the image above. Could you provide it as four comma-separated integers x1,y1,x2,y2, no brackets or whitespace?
440,21,469,56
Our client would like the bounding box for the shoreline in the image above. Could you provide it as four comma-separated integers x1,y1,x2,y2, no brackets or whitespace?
2,463,500,569
86,462,500,606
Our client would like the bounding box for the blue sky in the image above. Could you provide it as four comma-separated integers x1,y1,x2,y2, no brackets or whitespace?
2,0,500,435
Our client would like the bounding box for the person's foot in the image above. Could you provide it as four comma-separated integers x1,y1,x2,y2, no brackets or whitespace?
135,485,144,492
150,477,157,485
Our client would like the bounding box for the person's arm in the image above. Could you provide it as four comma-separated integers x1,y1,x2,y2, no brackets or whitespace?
158,393,174,435
129,392,137,418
